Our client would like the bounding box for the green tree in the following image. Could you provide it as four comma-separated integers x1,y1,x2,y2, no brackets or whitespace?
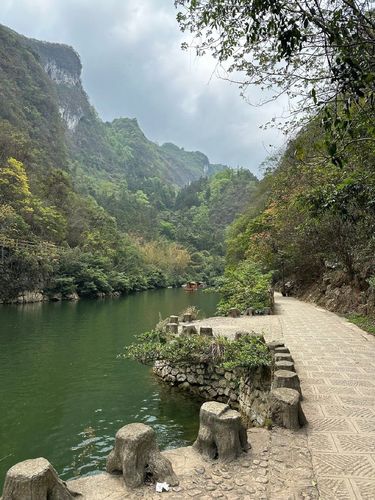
176,0,375,140
0,158,31,205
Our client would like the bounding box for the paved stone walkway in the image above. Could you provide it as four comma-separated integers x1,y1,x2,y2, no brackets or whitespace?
276,295,375,500
68,294,375,499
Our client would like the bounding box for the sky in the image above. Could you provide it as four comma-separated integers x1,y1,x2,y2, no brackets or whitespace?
0,0,287,173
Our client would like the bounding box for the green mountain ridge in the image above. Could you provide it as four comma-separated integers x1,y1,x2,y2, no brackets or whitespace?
15,24,225,188
0,23,258,301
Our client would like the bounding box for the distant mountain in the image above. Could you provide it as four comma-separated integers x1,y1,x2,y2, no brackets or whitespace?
0,24,259,302
0,24,224,190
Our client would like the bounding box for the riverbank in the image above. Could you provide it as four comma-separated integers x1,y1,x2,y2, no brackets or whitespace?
0,284,183,305
0,288,219,489
4,293,374,498
65,426,317,499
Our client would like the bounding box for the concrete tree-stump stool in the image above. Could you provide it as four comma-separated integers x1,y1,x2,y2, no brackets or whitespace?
193,402,249,463
166,323,178,334
272,370,302,397
274,346,290,354
181,324,197,335
270,388,307,430
275,360,295,372
263,307,271,315
182,313,193,323
1,458,77,500
244,307,254,316
227,308,241,318
267,340,285,352
200,326,213,336
106,423,179,488
169,315,179,324
274,352,294,363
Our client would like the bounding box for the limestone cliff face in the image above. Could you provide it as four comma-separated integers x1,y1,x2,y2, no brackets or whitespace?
24,38,90,131
0,23,226,188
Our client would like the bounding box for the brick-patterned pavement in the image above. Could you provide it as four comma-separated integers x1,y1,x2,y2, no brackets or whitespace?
68,294,375,499
277,295,375,500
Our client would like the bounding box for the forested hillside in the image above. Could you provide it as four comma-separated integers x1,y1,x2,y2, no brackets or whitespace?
227,106,375,315
176,0,375,318
0,24,257,302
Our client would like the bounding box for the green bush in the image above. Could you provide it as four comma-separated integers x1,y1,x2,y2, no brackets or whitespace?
47,276,76,296
124,330,271,371
214,260,272,315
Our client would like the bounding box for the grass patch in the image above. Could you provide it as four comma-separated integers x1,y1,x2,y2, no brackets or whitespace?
346,313,375,336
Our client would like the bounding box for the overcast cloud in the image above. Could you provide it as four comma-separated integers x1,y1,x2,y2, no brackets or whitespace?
0,0,286,173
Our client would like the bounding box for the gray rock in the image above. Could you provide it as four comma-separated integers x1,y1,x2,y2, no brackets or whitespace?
179,381,191,391
187,374,197,384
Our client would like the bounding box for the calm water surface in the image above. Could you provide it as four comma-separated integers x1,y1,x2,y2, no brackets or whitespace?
0,288,219,488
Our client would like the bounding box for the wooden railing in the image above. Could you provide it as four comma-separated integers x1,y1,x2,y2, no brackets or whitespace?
0,236,59,261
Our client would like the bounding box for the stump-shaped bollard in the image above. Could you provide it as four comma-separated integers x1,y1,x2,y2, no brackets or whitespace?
270,388,307,430
106,423,179,488
227,308,241,318
274,346,290,354
266,340,285,352
182,313,193,322
166,323,178,334
244,307,254,316
169,315,179,324
1,458,77,500
274,352,294,363
181,324,197,335
193,402,249,463
275,360,295,372
200,326,213,336
272,370,302,397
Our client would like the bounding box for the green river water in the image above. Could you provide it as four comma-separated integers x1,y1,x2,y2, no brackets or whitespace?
0,288,219,488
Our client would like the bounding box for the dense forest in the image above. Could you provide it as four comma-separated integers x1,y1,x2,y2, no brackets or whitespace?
0,24,258,302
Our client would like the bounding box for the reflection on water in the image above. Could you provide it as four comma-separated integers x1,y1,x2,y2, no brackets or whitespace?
0,288,219,486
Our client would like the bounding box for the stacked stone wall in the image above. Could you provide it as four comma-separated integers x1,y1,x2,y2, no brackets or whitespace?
153,361,271,426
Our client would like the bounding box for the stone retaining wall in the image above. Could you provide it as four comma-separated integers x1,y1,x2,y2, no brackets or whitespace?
153,361,271,426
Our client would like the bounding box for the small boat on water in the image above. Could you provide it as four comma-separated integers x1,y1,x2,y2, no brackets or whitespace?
182,281,206,291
